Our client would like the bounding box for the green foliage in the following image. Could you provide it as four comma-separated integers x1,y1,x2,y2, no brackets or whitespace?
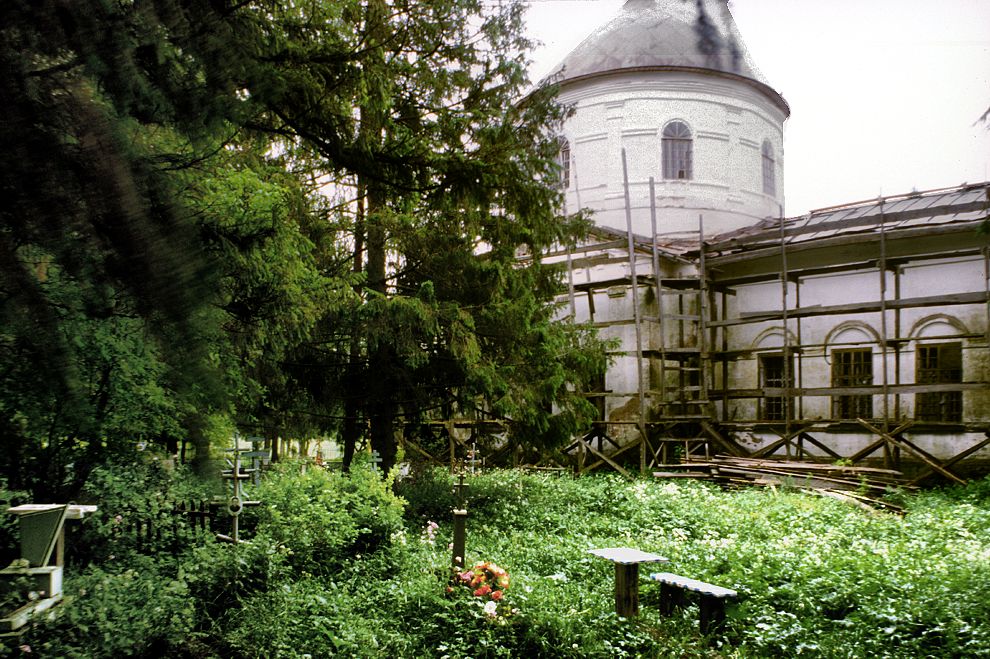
12,468,990,657
0,482,29,565
0,0,251,490
252,462,406,574
395,466,457,524
27,556,195,659
73,455,220,564
391,470,990,658
180,532,294,622
0,0,608,496
219,574,394,658
234,0,608,471
215,470,990,657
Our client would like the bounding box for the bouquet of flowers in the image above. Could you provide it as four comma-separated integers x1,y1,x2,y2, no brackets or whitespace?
454,561,510,617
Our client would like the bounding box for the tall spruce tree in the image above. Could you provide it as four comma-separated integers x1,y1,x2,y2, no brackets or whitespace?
0,0,343,492
0,0,606,490
233,0,606,471
0,0,243,493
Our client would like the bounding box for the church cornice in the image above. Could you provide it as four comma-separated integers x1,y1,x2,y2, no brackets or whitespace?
559,65,790,117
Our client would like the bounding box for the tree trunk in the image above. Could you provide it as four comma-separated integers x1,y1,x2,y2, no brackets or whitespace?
187,413,213,478
342,183,366,472
358,0,395,476
342,388,360,471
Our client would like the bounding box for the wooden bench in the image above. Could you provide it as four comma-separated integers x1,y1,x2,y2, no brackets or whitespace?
588,548,669,618
650,572,737,634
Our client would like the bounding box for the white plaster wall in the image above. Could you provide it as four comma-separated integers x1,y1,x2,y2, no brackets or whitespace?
801,270,884,307
559,70,786,238
899,256,984,298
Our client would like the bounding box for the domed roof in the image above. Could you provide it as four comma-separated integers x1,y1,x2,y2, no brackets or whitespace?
551,0,788,113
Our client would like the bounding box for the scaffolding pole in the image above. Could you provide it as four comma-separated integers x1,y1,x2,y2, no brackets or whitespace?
621,150,647,472
649,177,665,405
561,193,576,319
698,214,710,417
779,212,792,455
985,245,990,348
879,197,893,466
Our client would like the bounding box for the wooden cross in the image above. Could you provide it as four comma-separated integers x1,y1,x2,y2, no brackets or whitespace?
453,472,468,509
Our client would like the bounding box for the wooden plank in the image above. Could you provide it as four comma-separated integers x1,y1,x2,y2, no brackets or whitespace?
846,420,915,464
709,291,989,328
714,466,882,493
700,421,749,457
717,456,904,477
847,437,887,463
711,383,989,399
650,572,736,598
582,441,635,479
401,437,441,464
797,432,844,460
857,419,965,485
749,435,794,459
910,434,990,485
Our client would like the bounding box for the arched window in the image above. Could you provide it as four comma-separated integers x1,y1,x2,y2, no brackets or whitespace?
762,139,776,196
662,121,693,180
557,138,571,189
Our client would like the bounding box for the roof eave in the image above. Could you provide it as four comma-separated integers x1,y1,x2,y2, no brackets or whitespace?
557,65,791,118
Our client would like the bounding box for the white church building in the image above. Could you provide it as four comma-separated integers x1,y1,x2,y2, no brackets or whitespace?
544,0,990,482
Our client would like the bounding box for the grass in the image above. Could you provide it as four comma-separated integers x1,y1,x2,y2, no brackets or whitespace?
398,468,990,658
10,462,990,658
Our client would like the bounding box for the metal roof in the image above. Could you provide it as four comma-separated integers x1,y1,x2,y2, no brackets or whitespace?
550,0,787,113
705,183,990,255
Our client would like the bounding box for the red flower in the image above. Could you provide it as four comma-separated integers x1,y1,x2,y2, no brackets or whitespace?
490,589,503,601
473,584,492,597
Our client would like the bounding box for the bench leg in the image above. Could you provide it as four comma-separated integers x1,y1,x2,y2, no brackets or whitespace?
614,563,640,618
658,583,685,616
699,595,727,635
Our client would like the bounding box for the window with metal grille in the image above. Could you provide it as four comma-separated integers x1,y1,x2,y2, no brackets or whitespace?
760,354,790,421
662,121,693,180
558,138,571,189
831,349,873,419
916,343,962,422
761,140,776,196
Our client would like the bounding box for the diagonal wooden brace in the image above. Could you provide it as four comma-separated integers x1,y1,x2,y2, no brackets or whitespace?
910,433,990,486
856,419,965,485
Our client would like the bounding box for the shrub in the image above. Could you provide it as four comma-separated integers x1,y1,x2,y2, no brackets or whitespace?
0,481,29,566
252,462,406,573
73,456,219,564
395,466,456,523
179,532,293,621
18,555,195,659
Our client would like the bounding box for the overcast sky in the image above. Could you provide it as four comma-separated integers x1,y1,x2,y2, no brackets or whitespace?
523,0,990,216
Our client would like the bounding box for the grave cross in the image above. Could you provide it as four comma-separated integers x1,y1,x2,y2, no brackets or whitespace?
220,448,258,543
451,472,469,569
453,472,468,509
242,436,271,486
370,450,382,473
466,441,481,474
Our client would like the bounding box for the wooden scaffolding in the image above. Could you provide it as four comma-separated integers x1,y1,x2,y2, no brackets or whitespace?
560,181,990,483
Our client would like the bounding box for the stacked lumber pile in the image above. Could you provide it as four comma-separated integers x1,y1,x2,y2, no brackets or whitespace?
654,456,912,512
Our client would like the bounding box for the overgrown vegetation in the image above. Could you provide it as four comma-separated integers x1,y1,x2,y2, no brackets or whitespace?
0,0,606,500
6,462,989,657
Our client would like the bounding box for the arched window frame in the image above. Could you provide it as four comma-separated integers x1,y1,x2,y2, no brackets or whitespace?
557,137,571,189
761,139,776,196
661,120,693,180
